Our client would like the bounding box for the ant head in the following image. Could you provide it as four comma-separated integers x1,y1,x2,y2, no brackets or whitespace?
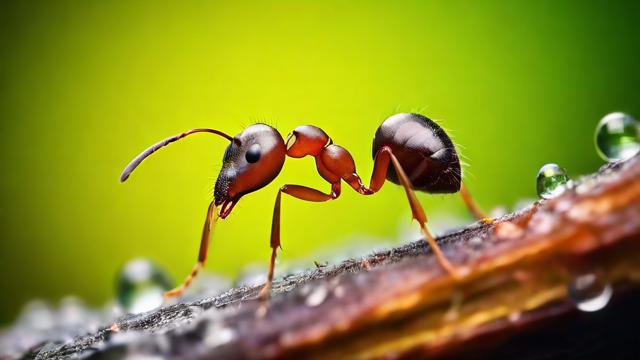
120,124,285,220
285,125,331,158
215,124,286,218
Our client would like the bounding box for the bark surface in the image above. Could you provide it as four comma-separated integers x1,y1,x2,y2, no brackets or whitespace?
6,155,640,360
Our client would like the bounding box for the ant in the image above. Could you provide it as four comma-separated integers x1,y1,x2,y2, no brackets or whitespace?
120,113,488,299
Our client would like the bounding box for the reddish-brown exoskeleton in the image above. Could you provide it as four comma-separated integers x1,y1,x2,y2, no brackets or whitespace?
120,113,488,299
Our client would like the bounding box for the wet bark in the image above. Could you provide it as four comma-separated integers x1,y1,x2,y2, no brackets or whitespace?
9,155,640,360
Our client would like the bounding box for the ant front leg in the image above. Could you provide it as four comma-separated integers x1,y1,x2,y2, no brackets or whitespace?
368,147,461,278
258,183,341,300
165,200,218,298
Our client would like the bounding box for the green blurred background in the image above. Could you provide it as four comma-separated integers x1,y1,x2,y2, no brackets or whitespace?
1,0,638,324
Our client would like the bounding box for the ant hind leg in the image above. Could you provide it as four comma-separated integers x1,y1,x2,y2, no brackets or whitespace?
460,182,493,224
368,147,462,279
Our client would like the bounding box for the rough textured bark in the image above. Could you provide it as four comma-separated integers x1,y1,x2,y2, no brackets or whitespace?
6,155,640,360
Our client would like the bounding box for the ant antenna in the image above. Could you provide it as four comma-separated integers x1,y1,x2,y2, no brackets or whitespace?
120,128,239,182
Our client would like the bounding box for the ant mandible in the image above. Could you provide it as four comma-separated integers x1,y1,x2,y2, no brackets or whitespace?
120,113,488,299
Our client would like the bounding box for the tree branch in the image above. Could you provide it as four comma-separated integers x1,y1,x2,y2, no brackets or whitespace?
10,155,640,360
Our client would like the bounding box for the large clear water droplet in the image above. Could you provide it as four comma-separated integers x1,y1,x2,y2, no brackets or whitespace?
567,272,612,312
116,258,173,314
536,163,569,199
595,112,640,161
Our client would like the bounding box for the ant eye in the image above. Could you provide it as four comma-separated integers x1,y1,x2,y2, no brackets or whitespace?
245,143,261,163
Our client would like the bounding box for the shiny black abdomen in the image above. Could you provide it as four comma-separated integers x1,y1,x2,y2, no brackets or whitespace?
372,113,461,194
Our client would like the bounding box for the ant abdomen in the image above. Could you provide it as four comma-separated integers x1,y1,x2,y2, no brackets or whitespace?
372,113,462,194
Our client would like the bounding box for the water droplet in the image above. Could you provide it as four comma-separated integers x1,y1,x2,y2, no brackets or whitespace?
186,273,231,298
57,297,98,332
494,221,525,239
508,311,522,323
16,300,55,331
305,285,329,307
204,322,237,348
536,163,569,199
567,272,612,312
234,264,268,288
528,212,559,236
595,112,640,161
489,205,508,218
468,236,483,248
116,258,173,314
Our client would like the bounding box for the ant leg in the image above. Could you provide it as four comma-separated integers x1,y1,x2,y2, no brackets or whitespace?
258,183,340,300
165,200,218,298
367,147,391,193
369,147,460,278
460,182,492,224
